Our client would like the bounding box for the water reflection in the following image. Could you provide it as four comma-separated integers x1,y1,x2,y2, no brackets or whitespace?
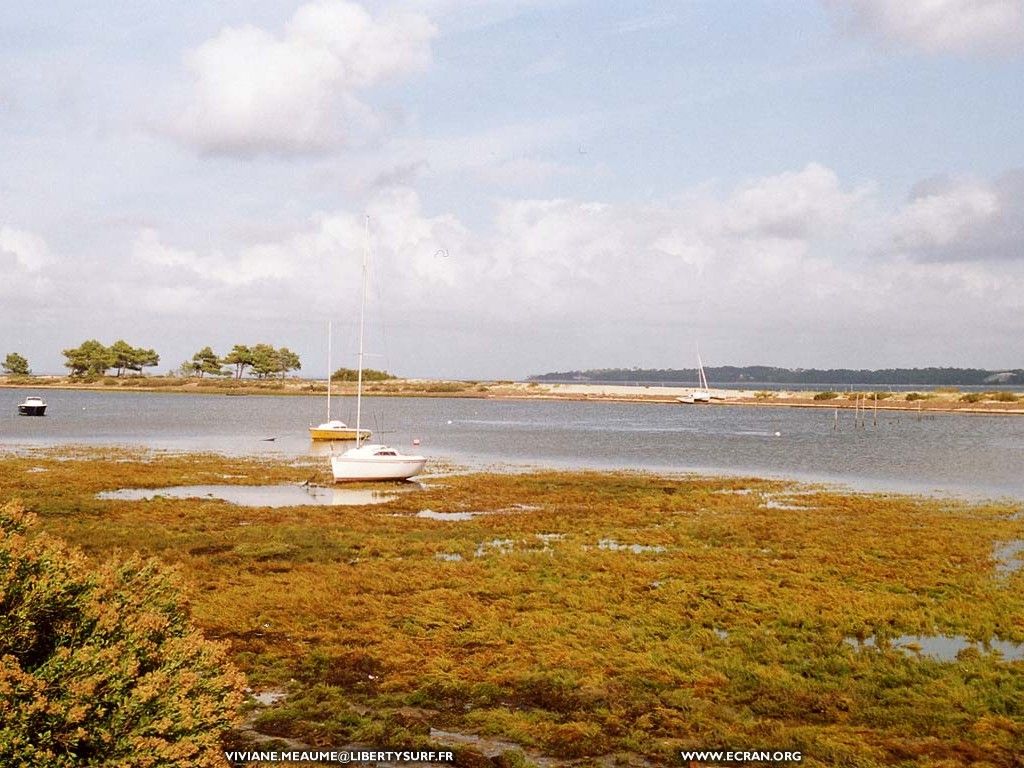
993,540,1024,575
846,634,1024,661
416,509,476,521
97,484,407,507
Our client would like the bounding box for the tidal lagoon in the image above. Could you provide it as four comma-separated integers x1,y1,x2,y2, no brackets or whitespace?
4,387,1024,498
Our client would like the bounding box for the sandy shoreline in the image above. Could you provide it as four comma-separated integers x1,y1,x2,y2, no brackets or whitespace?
3,376,1023,415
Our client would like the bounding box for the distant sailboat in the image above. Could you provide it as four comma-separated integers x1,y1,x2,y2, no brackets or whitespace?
331,216,426,482
309,320,371,441
677,351,712,404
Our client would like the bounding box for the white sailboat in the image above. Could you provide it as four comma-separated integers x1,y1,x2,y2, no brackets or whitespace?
309,320,371,441
677,351,712,404
331,217,426,482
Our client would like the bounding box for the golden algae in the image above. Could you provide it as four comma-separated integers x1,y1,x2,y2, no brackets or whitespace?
2,449,1023,765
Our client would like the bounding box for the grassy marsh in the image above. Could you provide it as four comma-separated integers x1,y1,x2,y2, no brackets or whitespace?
2,448,1024,766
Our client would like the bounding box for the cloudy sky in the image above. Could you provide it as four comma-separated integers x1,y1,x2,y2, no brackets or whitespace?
2,0,1023,379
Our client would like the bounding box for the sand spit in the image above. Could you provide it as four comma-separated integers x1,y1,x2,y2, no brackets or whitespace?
3,376,1023,414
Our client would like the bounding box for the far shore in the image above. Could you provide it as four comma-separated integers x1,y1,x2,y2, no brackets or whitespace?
3,375,1024,415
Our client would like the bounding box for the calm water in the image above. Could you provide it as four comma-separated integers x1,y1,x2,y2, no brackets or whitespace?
3,388,1024,499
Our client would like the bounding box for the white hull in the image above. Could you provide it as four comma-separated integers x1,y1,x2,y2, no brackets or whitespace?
331,444,426,482
331,454,426,482
677,390,711,404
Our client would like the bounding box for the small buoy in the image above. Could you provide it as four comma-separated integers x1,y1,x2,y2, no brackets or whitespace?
447,420,452,425
774,431,781,437
412,438,421,446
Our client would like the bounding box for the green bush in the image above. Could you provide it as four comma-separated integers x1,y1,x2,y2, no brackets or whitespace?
0,501,246,767
426,382,470,393
959,393,985,403
332,367,395,382
813,391,840,401
905,392,932,401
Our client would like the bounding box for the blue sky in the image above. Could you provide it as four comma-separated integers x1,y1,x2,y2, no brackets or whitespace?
2,0,1024,378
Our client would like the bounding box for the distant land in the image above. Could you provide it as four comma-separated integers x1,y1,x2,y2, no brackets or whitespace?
529,367,1024,386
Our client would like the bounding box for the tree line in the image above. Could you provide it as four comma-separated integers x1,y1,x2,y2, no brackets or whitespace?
530,366,1024,386
1,341,303,379
186,344,301,379
60,340,160,377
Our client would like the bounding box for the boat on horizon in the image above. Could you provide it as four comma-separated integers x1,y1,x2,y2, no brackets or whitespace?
331,216,426,482
677,351,712,404
18,396,47,416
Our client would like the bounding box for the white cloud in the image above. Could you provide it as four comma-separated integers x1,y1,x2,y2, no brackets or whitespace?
890,171,1024,261
13,165,1023,376
117,165,878,332
0,226,55,310
132,227,297,288
892,179,999,250
0,225,52,270
171,0,436,155
826,0,1024,55
724,163,866,239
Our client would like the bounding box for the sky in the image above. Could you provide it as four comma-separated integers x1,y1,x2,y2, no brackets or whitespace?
2,0,1024,379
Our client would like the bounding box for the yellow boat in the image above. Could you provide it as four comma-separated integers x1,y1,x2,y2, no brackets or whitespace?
309,419,371,442
310,320,370,441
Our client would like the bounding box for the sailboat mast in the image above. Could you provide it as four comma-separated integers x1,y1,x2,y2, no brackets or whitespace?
326,320,332,421
354,215,369,445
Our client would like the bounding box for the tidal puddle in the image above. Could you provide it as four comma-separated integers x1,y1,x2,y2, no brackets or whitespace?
761,499,809,511
993,540,1024,575
252,689,288,706
97,484,406,507
415,504,540,522
475,538,515,557
597,538,666,554
847,634,1024,661
417,509,476,521
536,533,565,543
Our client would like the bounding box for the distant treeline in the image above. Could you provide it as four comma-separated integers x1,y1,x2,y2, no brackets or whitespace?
1,341,304,380
530,367,1024,386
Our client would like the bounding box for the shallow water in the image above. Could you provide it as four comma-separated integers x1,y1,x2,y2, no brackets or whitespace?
417,509,476,521
96,484,400,507
846,634,1024,661
5,387,1024,498
993,540,1024,575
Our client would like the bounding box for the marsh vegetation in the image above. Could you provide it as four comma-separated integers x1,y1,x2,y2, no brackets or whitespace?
2,449,1023,765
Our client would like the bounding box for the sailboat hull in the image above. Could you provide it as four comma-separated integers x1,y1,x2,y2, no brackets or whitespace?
331,453,427,482
309,426,372,441
676,391,711,404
